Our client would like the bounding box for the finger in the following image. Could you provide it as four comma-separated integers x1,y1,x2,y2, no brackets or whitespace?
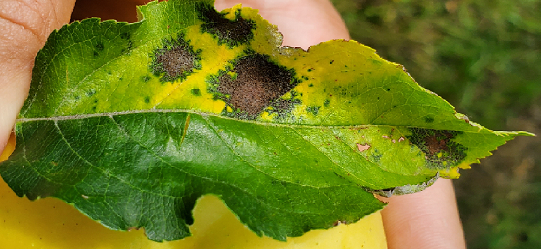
380,179,466,249
214,0,350,49
0,0,76,154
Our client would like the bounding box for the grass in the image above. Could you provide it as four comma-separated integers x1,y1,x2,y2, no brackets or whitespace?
331,0,541,248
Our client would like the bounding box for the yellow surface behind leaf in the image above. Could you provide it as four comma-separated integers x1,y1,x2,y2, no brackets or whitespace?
0,132,15,162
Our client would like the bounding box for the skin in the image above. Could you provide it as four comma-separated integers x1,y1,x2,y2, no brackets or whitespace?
0,0,466,248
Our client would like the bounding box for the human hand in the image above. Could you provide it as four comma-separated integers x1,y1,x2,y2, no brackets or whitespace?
0,0,466,248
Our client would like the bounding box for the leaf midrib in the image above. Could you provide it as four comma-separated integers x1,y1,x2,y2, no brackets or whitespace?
16,108,490,134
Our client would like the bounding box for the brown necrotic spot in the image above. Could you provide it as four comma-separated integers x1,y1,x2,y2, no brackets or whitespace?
196,3,255,47
267,97,301,120
151,35,201,83
407,128,467,169
209,53,299,119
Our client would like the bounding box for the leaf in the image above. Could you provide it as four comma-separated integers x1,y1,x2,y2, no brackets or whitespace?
0,0,533,242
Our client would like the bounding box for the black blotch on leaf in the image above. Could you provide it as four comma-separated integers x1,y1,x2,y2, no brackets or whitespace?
144,96,150,103
120,32,130,40
371,149,383,163
141,76,151,83
196,3,255,47
191,88,202,96
151,34,201,83
306,106,320,115
407,128,467,169
266,94,302,120
324,99,330,107
210,52,299,119
424,116,435,123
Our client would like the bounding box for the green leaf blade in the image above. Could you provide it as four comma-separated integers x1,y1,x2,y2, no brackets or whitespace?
5,113,388,241
1,0,532,242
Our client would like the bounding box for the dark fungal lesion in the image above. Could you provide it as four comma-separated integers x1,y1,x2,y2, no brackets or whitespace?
424,116,435,123
407,128,467,169
141,75,151,83
191,88,202,96
306,106,320,116
120,32,130,40
208,52,300,119
196,2,255,47
93,41,104,57
370,149,383,163
323,99,331,107
150,34,201,83
265,91,302,120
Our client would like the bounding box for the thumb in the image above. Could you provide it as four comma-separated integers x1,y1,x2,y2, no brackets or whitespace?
214,0,349,49
0,0,75,154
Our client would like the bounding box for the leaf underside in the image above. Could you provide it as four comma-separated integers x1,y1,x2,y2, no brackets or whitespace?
0,0,532,242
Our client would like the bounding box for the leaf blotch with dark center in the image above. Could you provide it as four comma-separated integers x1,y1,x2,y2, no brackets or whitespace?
267,97,302,120
407,128,467,169
191,88,201,96
306,106,320,115
211,53,298,118
151,35,201,83
324,99,331,107
197,3,255,47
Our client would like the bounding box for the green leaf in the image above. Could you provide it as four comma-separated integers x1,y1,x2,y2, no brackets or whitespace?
0,0,532,242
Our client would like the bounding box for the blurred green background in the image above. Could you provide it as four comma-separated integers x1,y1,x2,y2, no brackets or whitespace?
330,0,541,248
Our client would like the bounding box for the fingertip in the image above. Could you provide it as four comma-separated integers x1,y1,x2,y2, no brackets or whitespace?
381,179,466,249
